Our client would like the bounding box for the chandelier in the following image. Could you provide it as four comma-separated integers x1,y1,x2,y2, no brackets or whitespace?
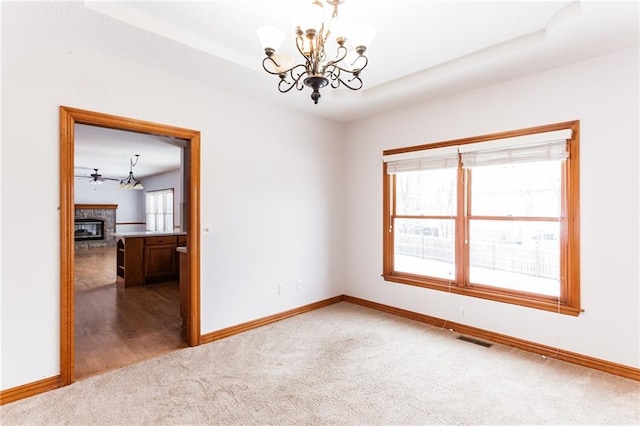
119,155,144,190
257,0,375,104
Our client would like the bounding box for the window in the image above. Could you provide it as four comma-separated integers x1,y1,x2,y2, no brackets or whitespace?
146,189,174,232
382,121,580,315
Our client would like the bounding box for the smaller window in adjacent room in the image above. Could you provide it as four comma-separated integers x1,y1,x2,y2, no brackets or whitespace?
146,189,174,232
382,121,580,315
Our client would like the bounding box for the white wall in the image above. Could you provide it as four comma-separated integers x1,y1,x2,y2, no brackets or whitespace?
343,48,640,368
2,4,637,394
0,17,345,389
142,169,182,231
75,178,145,233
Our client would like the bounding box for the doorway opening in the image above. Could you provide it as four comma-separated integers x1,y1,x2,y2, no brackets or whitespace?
60,106,201,386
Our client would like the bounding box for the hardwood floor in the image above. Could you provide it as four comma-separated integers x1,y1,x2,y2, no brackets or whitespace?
74,247,186,380
75,246,117,291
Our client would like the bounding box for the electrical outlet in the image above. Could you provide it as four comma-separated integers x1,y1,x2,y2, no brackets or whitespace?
296,280,303,290
202,224,213,235
460,308,467,318
278,284,284,295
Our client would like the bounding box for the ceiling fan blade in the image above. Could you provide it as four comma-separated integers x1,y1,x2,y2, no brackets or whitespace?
75,168,121,182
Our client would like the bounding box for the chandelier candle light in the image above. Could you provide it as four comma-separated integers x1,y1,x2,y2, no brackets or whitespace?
257,0,375,104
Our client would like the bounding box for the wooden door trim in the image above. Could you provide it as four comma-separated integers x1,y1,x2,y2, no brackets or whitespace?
59,106,201,386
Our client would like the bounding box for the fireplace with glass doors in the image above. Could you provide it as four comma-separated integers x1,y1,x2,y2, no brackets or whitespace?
74,218,104,241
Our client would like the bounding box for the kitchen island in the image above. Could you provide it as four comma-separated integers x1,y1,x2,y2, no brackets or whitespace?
176,246,189,326
114,231,187,287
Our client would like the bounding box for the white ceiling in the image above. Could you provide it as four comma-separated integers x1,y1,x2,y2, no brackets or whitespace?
7,1,638,175
74,125,185,180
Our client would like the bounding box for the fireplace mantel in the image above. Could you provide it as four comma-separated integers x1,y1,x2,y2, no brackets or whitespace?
75,204,118,210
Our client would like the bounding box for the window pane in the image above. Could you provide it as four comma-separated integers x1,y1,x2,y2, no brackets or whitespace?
396,169,457,216
148,194,158,214
166,193,174,213
157,196,165,214
394,218,455,280
469,220,560,296
165,214,173,231
147,214,156,231
471,161,561,217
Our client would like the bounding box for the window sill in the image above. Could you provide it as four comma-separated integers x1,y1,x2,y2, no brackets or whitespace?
382,273,582,316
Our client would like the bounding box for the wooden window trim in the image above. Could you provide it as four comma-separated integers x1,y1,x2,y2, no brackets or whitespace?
382,120,581,316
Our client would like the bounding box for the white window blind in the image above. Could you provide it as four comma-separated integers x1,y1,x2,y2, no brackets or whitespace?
458,128,571,168
384,129,572,173
384,146,459,174
460,140,568,168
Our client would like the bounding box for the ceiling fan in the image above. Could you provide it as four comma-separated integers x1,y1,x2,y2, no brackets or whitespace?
75,168,120,185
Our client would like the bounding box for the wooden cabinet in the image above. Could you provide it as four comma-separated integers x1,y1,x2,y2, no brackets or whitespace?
177,247,190,326
116,238,145,287
116,234,185,287
144,236,178,283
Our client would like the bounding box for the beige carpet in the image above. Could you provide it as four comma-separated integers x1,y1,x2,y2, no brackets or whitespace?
2,302,639,425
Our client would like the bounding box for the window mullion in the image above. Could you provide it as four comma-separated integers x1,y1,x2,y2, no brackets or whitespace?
456,163,467,287
382,165,393,275
559,159,569,305
390,173,396,270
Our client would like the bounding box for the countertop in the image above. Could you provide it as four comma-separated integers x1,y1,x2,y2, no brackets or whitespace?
113,231,187,238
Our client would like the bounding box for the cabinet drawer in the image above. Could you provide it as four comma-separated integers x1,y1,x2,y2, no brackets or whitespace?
144,236,177,246
177,235,187,245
